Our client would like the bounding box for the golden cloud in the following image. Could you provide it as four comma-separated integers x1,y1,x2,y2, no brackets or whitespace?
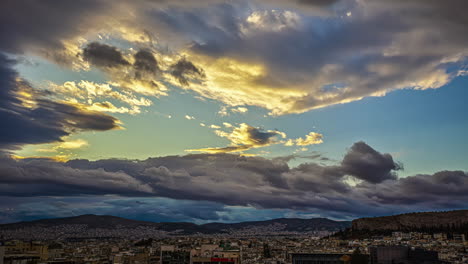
177,53,307,115
187,123,322,154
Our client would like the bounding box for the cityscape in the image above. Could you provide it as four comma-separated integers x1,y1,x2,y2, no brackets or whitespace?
1,210,468,263
1,0,468,264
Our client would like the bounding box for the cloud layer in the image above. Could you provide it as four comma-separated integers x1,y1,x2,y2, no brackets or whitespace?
1,142,466,220
2,0,467,116
136,0,467,114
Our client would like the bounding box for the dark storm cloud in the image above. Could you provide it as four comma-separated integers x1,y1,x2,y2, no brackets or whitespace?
288,163,349,194
82,42,130,68
244,127,280,145
0,157,152,196
133,50,160,76
377,0,468,27
0,0,108,54
77,42,167,96
0,55,24,108
0,152,366,215
1,141,465,217
297,0,340,6
360,170,468,207
340,141,401,183
0,53,120,151
170,58,205,86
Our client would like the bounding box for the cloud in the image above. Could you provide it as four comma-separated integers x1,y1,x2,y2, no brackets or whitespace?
83,43,161,80
170,58,205,86
231,107,248,114
295,132,323,146
0,157,152,197
82,42,130,68
55,139,89,150
357,170,468,210
87,101,132,114
133,49,160,77
0,0,110,55
5,1,465,116
185,145,252,154
1,141,466,218
187,123,286,153
190,123,323,153
80,42,169,97
0,0,466,222
145,1,467,114
285,132,324,146
297,0,340,6
0,54,121,151
33,138,90,160
218,106,228,116
341,141,401,183
48,80,153,115
241,10,301,35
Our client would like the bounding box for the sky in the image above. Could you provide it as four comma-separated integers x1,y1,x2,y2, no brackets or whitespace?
0,0,467,224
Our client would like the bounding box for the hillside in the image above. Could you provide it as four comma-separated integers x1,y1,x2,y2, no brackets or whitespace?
352,210,468,231
203,217,350,232
0,214,351,239
329,210,468,239
0,214,157,229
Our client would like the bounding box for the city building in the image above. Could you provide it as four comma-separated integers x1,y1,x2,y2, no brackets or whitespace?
0,244,4,264
370,246,409,264
452,234,465,243
161,246,190,264
291,253,369,264
370,246,445,264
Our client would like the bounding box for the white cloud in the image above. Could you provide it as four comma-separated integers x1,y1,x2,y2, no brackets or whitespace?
231,106,248,114
284,132,324,147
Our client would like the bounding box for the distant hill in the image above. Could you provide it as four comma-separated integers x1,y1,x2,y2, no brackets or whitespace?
4,210,468,240
0,214,351,238
0,214,157,229
331,210,468,239
203,217,350,232
352,210,468,232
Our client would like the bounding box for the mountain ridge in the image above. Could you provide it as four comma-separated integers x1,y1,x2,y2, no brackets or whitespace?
4,209,467,238
0,214,351,235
